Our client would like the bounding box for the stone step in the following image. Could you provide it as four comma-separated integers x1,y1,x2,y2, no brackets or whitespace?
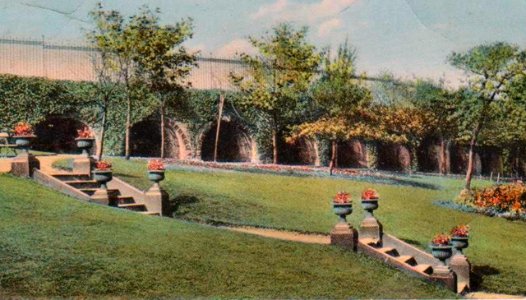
360,238,380,247
139,211,160,216
396,255,418,266
80,188,119,196
53,174,91,181
64,180,99,189
118,203,147,212
414,264,433,275
379,247,399,256
116,196,135,205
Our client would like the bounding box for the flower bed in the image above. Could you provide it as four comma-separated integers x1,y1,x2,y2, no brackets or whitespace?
454,183,526,220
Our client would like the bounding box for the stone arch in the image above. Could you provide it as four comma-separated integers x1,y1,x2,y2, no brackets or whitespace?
377,143,411,172
33,116,92,154
336,139,368,168
130,118,192,160
198,119,254,162
280,137,319,166
450,144,482,175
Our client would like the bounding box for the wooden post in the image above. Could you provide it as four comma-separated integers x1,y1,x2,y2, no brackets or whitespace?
213,93,225,162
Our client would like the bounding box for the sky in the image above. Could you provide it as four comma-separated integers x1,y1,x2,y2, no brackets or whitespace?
0,0,525,85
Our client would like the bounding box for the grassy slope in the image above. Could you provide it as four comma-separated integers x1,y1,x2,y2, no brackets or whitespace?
113,159,526,296
0,174,454,298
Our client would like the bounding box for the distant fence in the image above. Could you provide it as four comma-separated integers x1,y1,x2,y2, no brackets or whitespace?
0,37,247,90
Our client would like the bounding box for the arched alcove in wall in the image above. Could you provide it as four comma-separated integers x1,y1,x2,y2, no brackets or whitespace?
33,116,90,154
376,143,411,172
130,118,161,157
279,137,318,165
336,139,367,168
200,120,252,162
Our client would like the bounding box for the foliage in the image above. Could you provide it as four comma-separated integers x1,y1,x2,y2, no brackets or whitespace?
431,234,451,246
95,160,112,170
232,23,320,163
147,159,165,171
333,191,351,204
361,188,379,200
456,182,526,215
451,224,470,237
12,122,34,136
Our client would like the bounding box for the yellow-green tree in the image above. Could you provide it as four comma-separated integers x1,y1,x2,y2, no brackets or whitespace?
232,24,320,164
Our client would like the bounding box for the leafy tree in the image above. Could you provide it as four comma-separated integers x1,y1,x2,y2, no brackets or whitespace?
288,41,374,174
129,7,197,158
449,42,522,189
232,24,320,164
413,79,459,174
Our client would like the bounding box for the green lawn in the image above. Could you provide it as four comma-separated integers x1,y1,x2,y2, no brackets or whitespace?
0,174,455,298
111,159,526,296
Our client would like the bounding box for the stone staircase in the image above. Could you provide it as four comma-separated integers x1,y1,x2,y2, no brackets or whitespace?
52,173,159,215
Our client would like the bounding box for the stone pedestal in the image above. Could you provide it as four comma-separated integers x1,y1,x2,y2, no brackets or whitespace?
145,183,168,215
359,216,382,243
73,156,94,175
449,254,471,293
330,222,356,251
431,270,457,293
10,152,39,177
91,188,110,205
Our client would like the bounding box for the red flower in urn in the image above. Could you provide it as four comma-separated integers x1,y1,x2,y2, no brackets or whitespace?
362,188,379,201
13,122,34,136
95,160,112,171
333,191,350,204
148,159,165,171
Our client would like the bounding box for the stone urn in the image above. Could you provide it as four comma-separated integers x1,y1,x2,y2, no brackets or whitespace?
333,202,352,223
14,135,36,153
431,244,453,265
451,236,469,254
361,199,379,218
76,138,95,156
92,169,113,189
148,170,165,184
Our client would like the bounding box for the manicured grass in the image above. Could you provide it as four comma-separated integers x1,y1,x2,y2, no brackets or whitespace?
112,159,526,296
0,174,455,298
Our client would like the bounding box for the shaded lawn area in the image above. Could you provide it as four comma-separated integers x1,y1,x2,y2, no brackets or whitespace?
0,174,455,298
112,158,526,296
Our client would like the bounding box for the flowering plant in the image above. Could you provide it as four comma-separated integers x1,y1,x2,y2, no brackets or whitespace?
431,234,451,246
148,159,165,171
333,192,351,204
95,160,112,171
362,188,379,200
13,122,34,136
76,127,94,139
450,225,469,237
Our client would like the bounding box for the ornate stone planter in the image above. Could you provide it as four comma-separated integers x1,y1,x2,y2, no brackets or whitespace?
451,236,469,254
148,170,165,183
361,199,379,217
76,138,94,156
14,135,36,153
92,169,113,189
431,244,453,262
333,202,352,223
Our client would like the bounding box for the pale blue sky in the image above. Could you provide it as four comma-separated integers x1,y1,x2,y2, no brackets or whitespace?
0,0,525,84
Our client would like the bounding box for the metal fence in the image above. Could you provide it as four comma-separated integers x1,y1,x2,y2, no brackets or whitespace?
0,37,247,90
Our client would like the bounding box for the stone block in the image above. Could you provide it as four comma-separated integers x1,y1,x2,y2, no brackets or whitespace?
330,222,357,251
449,254,471,293
90,188,109,205
11,153,39,177
359,216,382,243
73,156,94,175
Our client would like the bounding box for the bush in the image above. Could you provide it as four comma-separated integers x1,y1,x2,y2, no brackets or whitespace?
456,183,526,216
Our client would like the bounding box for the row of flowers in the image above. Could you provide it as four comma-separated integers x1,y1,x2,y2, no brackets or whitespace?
11,122,95,139
456,182,526,218
93,159,165,172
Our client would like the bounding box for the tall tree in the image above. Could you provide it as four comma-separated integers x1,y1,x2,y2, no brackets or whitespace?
129,7,196,158
288,41,373,174
449,42,522,189
232,24,320,164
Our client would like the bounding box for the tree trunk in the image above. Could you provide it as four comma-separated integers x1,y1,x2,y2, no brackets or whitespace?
272,128,278,164
329,140,337,176
97,107,107,161
465,124,482,190
160,101,166,159
124,97,131,160
439,137,447,175
213,93,225,162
